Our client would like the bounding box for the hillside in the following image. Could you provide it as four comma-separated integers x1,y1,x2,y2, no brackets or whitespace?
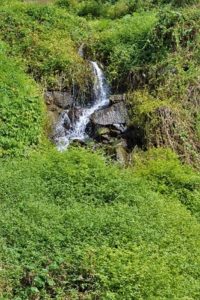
0,0,200,299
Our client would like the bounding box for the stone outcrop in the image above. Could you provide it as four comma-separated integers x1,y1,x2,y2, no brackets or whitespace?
91,102,128,126
45,88,132,165
44,91,73,109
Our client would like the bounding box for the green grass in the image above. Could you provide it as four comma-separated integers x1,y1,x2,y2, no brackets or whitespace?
0,148,200,299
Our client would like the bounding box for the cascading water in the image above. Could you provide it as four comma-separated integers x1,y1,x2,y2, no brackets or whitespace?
55,62,109,150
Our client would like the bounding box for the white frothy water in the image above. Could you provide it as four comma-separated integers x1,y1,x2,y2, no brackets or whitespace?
56,62,109,150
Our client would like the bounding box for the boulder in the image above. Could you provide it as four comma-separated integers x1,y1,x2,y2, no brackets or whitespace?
91,102,128,126
44,91,73,109
113,123,127,133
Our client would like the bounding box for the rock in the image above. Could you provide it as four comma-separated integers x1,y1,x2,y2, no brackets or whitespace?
44,91,54,105
68,107,84,124
113,123,127,133
52,111,72,141
109,94,126,104
54,91,73,108
91,102,128,126
109,128,121,137
71,139,86,147
78,43,85,58
60,111,71,130
44,91,73,109
115,141,129,165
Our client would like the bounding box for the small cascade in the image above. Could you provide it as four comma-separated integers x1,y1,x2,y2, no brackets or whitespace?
55,62,109,150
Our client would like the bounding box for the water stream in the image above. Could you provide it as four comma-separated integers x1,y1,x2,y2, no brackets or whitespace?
56,62,109,150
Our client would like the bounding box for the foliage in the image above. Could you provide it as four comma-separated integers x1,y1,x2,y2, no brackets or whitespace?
127,85,200,165
87,12,157,89
0,148,200,298
0,43,45,157
56,0,199,19
0,2,91,90
132,148,200,219
0,0,200,298
87,5,200,89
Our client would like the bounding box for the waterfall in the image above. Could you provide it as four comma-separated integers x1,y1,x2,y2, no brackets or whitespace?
56,62,109,150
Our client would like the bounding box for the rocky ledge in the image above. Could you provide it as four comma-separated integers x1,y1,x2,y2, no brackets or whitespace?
45,90,132,164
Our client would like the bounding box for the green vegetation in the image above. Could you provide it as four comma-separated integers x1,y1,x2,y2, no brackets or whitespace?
85,5,200,164
56,0,199,19
0,43,44,157
0,0,200,298
0,1,91,90
0,148,200,299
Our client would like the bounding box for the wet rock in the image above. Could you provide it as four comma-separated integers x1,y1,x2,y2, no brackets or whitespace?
68,107,84,124
109,94,126,104
52,111,72,141
44,91,73,109
60,111,71,130
91,102,128,126
113,123,127,133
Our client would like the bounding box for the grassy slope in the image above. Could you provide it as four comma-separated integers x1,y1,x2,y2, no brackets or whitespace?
0,42,45,157
0,0,200,299
0,1,91,90
0,148,200,299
